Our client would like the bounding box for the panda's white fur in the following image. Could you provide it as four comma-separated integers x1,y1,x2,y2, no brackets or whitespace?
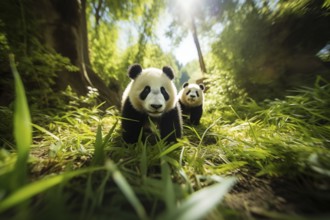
122,68,177,117
178,83,204,107
121,64,182,144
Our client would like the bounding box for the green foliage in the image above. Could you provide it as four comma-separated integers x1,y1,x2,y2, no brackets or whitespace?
204,54,247,108
20,49,78,108
1,1,330,219
106,160,148,220
5,54,31,193
324,0,330,7
159,177,236,220
179,60,201,83
203,76,330,177
88,0,154,24
0,55,31,217
0,166,104,213
92,121,118,166
1,72,330,219
87,0,170,92
118,43,180,88
0,107,14,148
89,23,120,85
166,0,238,46
0,79,237,219
212,1,272,83
211,0,330,100
0,54,32,206
0,0,78,110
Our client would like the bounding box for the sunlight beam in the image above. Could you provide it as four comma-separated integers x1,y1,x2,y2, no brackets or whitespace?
178,0,196,14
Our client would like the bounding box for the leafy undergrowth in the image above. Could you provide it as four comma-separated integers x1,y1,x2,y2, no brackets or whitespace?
1,71,330,219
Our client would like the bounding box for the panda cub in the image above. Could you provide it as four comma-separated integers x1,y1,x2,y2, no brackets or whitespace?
121,64,182,144
178,82,205,125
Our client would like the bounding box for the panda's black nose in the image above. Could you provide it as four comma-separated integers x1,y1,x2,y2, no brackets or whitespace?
190,95,196,98
151,104,162,110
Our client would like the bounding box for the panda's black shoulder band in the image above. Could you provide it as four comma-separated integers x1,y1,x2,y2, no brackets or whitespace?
162,66,174,80
128,64,142,79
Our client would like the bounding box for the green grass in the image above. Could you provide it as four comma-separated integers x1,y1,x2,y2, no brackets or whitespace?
9,54,32,190
1,64,330,219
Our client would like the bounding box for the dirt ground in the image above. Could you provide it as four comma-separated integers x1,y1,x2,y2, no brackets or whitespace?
224,171,330,219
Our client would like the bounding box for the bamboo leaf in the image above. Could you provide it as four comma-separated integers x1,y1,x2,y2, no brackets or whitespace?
32,123,60,141
158,177,236,220
140,141,148,177
10,54,32,153
106,160,148,220
156,142,182,159
9,54,32,188
92,120,118,166
161,159,175,213
101,120,118,149
0,167,103,213
92,124,103,166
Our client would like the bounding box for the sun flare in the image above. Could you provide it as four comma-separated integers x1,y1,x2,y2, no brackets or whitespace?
178,0,196,13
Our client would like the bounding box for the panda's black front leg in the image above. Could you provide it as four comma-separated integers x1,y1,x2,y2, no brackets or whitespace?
122,119,144,144
190,105,203,125
160,105,182,143
121,99,145,144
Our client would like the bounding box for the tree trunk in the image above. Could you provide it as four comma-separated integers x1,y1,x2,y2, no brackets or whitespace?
35,0,121,108
190,16,207,75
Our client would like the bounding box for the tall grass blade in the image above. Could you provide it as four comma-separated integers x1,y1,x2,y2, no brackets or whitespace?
140,140,148,177
161,159,175,213
101,120,118,149
106,160,148,220
92,121,118,166
32,123,60,141
158,177,236,220
198,117,222,147
9,54,32,189
0,167,103,213
155,142,182,159
92,124,103,166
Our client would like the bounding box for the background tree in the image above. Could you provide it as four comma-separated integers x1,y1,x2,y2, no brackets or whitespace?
165,0,240,85
118,43,180,88
0,0,164,109
212,0,330,100
166,0,210,76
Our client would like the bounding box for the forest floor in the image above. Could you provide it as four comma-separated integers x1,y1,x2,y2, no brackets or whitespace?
2,80,330,219
28,131,330,220
27,114,330,220
224,171,330,219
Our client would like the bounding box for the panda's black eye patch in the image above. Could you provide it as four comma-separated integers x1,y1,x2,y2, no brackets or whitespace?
161,87,169,101
140,86,150,100
186,90,191,96
196,91,199,97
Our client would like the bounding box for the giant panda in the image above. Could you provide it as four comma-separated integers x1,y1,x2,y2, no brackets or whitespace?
121,64,182,144
178,82,205,125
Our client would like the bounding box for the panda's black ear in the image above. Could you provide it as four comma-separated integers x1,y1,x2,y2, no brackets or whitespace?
128,64,142,79
162,66,174,80
199,84,205,91
183,82,189,88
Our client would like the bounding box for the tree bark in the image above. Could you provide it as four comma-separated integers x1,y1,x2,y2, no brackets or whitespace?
35,0,121,108
190,16,207,75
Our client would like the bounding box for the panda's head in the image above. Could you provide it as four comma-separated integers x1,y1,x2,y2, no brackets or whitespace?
123,64,177,117
179,82,205,107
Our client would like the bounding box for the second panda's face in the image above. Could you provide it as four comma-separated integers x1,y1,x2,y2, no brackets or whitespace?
179,83,204,107
123,65,177,117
